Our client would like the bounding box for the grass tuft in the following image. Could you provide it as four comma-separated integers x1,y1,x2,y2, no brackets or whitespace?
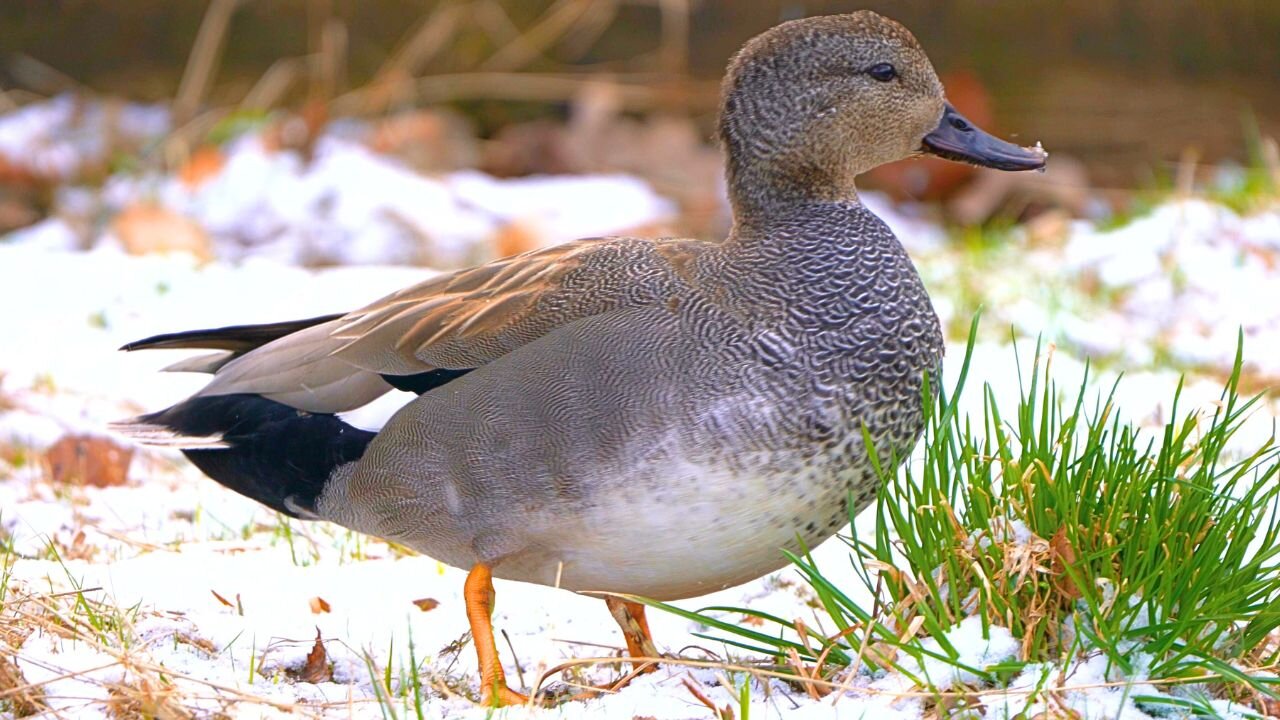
649,320,1280,714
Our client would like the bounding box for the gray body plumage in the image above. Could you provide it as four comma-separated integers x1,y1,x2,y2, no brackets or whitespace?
319,202,942,600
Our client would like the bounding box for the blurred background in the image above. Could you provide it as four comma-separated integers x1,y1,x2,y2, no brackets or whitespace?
1,0,1278,245
0,0,1278,380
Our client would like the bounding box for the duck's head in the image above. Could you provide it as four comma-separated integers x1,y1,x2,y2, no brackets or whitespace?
719,12,1046,214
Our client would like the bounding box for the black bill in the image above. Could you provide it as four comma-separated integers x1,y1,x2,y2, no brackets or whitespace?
922,103,1047,171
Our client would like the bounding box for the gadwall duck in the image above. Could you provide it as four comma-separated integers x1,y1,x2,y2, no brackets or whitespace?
115,11,1045,705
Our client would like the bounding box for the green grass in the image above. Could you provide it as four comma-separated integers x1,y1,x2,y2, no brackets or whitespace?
644,321,1280,716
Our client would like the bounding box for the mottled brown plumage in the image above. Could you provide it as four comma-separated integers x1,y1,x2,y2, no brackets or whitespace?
115,11,1046,705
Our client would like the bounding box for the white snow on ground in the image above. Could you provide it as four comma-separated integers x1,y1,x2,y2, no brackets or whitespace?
1,96,676,268
0,94,170,180
1059,200,1280,372
95,135,675,267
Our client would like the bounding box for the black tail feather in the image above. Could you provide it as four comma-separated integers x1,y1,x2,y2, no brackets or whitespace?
120,313,344,354
138,394,374,518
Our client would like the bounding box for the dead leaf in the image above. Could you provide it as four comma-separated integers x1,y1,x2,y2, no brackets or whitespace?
112,203,212,260
1049,527,1082,600
178,146,226,188
309,596,331,614
299,628,331,683
44,434,133,488
492,220,546,259
60,529,95,561
210,590,243,615
411,597,440,612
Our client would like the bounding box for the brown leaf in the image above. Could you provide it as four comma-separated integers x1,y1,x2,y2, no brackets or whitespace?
44,434,134,488
411,597,440,612
309,596,331,614
112,203,212,260
299,628,331,683
210,590,234,609
492,220,546,259
1049,527,1083,600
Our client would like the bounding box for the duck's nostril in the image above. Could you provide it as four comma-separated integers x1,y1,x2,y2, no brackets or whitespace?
950,117,971,132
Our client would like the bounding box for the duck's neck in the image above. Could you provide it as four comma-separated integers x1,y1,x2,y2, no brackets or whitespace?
723,147,866,224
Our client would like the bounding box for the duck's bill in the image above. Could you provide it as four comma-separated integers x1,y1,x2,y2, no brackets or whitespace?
922,103,1047,171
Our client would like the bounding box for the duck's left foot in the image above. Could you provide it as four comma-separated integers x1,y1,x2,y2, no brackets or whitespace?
465,564,535,707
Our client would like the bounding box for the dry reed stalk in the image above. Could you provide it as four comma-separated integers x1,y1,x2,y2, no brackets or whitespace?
173,0,238,128
239,58,303,111
357,1,468,115
1263,136,1280,191
558,0,620,58
481,0,596,72
309,2,347,105
7,54,88,96
410,71,717,110
473,0,522,46
1175,146,1200,199
657,0,691,77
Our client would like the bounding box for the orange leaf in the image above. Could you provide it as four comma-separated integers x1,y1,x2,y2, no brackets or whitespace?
411,598,440,612
299,628,331,683
309,596,331,614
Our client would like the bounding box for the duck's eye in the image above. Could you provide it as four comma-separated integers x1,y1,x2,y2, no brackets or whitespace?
867,63,897,82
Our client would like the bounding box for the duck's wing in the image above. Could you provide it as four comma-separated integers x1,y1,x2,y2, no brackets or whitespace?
145,235,708,414
329,236,704,373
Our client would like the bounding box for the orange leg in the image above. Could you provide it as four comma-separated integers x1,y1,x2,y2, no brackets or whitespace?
464,564,529,706
604,596,660,674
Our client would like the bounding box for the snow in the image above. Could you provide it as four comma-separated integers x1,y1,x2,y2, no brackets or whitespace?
0,94,169,180
94,133,675,268
1059,199,1280,376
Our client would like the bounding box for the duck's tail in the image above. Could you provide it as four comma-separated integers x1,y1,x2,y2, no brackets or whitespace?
111,394,375,518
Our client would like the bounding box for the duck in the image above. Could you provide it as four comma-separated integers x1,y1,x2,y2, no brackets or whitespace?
114,10,1046,706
